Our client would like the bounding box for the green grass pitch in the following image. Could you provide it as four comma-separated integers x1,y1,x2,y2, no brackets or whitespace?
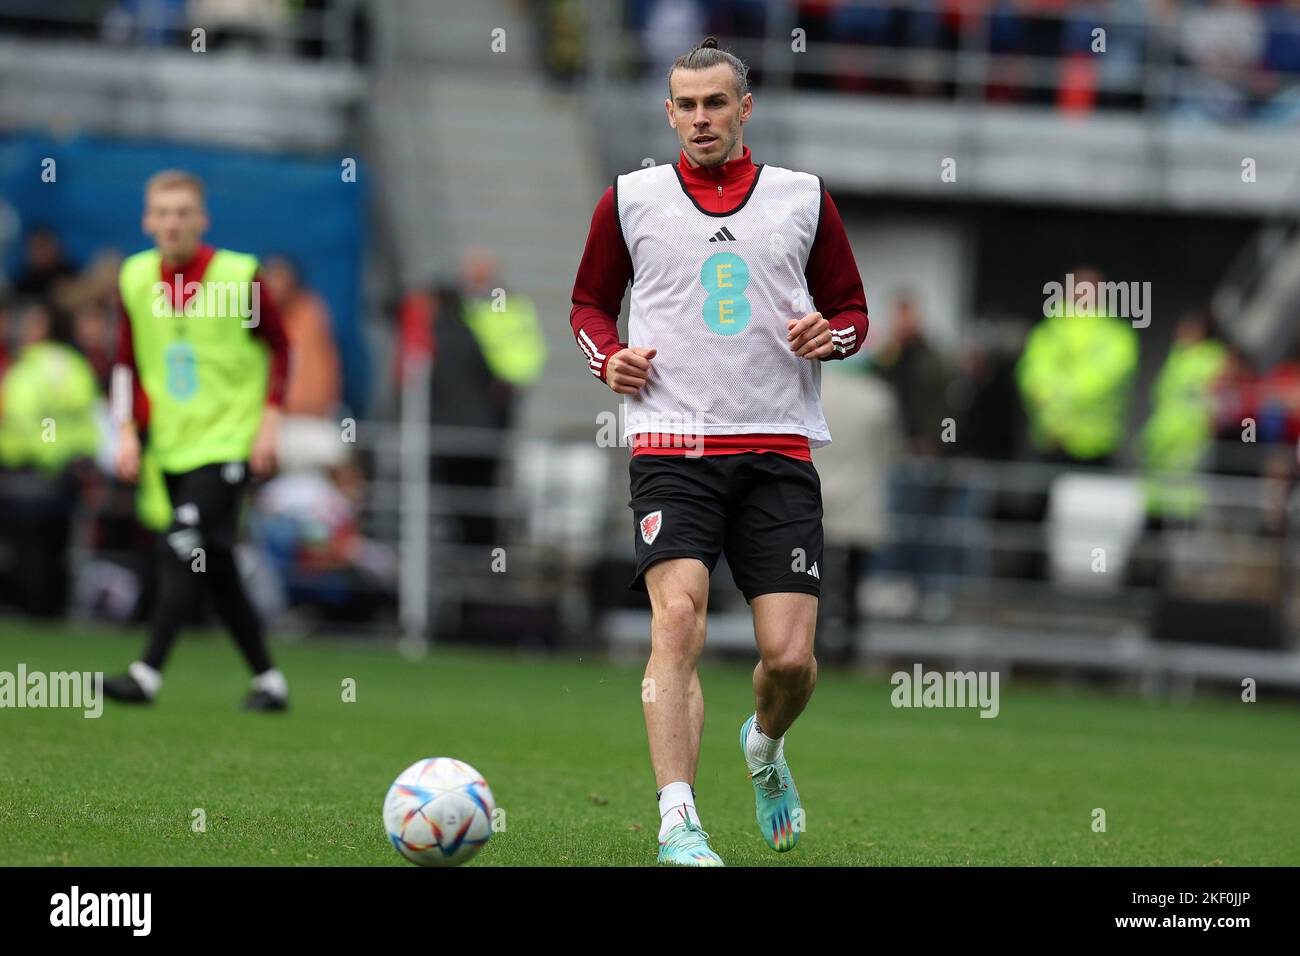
1,622,1297,866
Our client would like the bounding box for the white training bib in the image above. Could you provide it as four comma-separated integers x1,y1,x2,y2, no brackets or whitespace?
615,162,832,447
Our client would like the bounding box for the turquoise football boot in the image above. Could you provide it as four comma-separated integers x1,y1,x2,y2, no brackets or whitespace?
657,820,725,867
740,714,801,852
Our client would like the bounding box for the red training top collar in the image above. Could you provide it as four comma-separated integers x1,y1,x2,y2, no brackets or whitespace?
676,144,754,185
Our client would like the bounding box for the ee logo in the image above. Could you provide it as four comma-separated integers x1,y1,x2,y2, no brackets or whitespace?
164,342,198,399
700,251,750,335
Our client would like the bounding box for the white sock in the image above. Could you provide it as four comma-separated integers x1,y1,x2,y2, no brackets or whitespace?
746,714,783,766
128,662,162,699
657,781,700,841
252,668,289,700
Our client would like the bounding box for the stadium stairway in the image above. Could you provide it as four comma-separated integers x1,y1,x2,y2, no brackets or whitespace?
369,0,615,441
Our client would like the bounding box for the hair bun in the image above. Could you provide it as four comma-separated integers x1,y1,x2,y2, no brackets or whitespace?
699,36,719,49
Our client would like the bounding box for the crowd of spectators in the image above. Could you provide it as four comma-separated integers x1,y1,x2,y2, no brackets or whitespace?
535,0,1300,121
0,0,370,63
845,275,1300,609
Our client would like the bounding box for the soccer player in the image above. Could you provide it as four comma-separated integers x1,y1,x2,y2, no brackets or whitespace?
101,170,292,712
571,38,868,865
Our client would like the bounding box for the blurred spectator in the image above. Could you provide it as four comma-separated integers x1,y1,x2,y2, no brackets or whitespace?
816,361,901,659
1015,266,1138,580
262,255,341,417
708,0,767,40
1257,0,1300,119
644,0,706,82
1138,310,1228,522
872,292,958,600
57,250,126,390
984,0,1064,105
14,227,76,304
536,0,587,83
949,320,1024,461
251,459,397,624
0,300,101,617
872,291,949,455
1016,266,1138,466
1264,0,1300,75
1128,310,1228,589
827,0,906,95
936,320,1027,580
428,248,546,550
1172,0,1266,121
1257,352,1300,443
1211,341,1268,476
71,300,115,389
260,255,345,472
1058,0,1149,112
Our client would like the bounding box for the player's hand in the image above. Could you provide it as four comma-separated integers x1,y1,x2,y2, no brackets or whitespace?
605,347,657,394
115,423,141,484
788,311,834,360
251,406,281,477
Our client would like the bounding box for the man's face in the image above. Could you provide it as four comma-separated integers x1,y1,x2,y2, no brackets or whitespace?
19,303,50,346
143,185,208,263
27,232,60,269
460,248,499,298
74,305,109,350
1073,268,1103,304
665,64,751,168
891,299,919,340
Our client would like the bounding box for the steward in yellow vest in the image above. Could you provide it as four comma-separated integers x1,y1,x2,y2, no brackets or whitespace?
0,338,99,472
0,299,100,617
1139,316,1227,520
1017,287,1139,462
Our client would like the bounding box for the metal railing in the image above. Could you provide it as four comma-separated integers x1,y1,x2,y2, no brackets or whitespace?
863,450,1300,646
20,409,1300,654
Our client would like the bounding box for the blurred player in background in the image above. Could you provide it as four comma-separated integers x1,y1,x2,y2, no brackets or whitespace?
0,299,100,617
102,170,292,712
571,37,868,865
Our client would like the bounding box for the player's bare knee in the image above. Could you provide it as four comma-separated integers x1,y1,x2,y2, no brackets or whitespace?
647,593,707,666
762,646,816,684
650,594,706,659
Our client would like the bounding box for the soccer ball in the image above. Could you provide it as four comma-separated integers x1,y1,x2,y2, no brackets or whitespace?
383,757,495,866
